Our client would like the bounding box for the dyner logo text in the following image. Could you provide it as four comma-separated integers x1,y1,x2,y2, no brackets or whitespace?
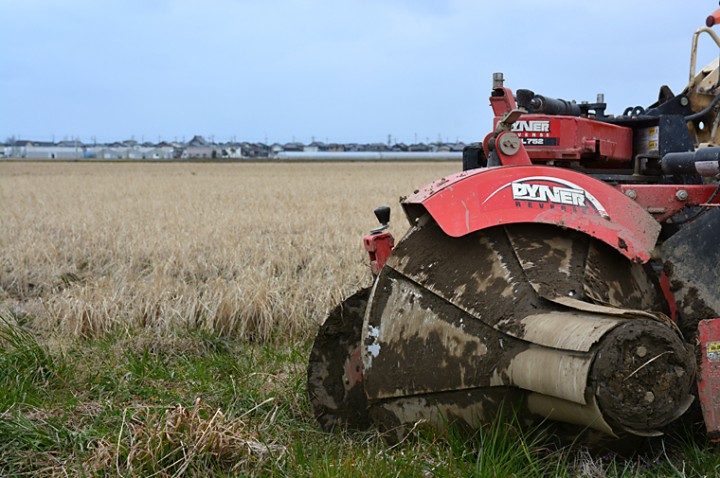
483,176,609,217
511,120,550,133
512,182,587,207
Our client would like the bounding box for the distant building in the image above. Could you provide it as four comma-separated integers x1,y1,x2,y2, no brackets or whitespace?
408,143,431,152
6,140,85,159
188,135,209,147
181,147,214,159
90,145,173,160
96,148,122,160
242,143,269,158
144,147,175,159
283,142,304,152
304,141,327,153
222,145,244,158
365,142,389,152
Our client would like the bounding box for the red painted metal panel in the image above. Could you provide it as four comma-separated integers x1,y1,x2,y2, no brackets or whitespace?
615,184,720,222
402,166,661,262
697,319,720,439
493,115,633,163
489,87,518,117
363,232,395,276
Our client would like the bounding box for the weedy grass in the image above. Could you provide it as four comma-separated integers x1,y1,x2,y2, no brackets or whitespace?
0,314,68,409
0,313,714,478
1,162,719,476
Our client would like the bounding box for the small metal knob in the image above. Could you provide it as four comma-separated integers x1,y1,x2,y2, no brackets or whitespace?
374,206,391,225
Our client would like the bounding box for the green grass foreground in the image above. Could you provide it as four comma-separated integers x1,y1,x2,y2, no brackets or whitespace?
1,315,720,477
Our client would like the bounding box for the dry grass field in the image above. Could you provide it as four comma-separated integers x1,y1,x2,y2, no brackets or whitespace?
0,161,455,342
1,161,718,477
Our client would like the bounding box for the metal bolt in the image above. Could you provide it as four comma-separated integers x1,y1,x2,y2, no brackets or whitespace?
676,189,688,201
492,72,504,88
498,134,520,155
626,189,637,199
679,96,689,106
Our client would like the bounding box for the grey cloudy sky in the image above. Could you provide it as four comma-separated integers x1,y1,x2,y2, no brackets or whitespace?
1,0,718,144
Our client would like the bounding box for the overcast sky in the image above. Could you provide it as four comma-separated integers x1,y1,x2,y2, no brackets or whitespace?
2,0,718,144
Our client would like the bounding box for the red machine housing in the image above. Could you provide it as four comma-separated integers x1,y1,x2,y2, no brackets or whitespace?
505,115,633,162
489,86,633,164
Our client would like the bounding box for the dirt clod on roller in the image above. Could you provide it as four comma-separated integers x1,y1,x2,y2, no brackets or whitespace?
591,319,695,431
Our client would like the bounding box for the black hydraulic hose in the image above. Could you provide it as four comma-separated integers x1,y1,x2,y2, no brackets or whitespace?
685,93,720,121
622,106,646,116
614,93,720,123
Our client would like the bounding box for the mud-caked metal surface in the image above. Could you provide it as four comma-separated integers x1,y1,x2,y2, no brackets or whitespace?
361,221,695,439
663,207,720,340
307,288,371,431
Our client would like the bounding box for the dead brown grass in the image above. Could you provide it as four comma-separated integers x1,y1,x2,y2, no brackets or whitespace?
0,161,456,342
89,399,286,476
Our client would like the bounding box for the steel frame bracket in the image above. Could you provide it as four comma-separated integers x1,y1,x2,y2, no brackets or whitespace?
363,231,395,276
